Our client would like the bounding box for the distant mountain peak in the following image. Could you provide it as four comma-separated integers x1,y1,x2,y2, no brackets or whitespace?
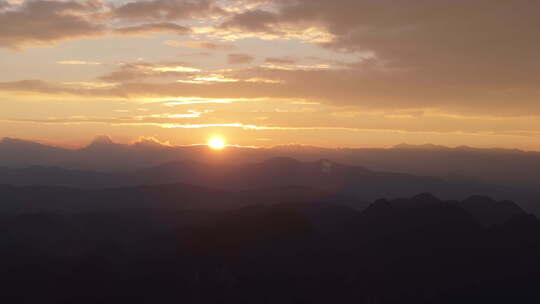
368,198,392,211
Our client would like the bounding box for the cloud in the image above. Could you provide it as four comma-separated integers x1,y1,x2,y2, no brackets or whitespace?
0,0,105,49
3,0,540,147
0,79,74,95
4,64,540,117
111,0,225,21
63,81,118,88
114,22,191,36
0,1,10,10
265,57,298,65
4,77,540,139
164,40,235,50
7,111,540,139
57,60,101,65
99,61,200,81
207,0,540,115
227,53,254,64
219,9,279,33
0,0,222,49
177,51,212,57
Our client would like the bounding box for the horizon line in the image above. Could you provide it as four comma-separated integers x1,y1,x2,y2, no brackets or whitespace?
1,136,538,153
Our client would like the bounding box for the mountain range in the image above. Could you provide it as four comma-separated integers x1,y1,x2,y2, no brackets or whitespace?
2,136,540,302
1,155,539,215
2,136,540,189
1,191,539,303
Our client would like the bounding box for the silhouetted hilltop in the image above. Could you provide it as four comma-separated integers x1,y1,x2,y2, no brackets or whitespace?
352,193,511,242
460,195,525,226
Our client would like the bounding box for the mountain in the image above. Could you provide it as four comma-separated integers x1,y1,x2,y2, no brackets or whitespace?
0,166,118,188
353,194,482,241
0,137,72,167
0,182,366,214
0,189,538,303
2,137,540,190
1,157,539,214
133,158,372,191
460,195,525,226
0,183,243,214
133,158,521,204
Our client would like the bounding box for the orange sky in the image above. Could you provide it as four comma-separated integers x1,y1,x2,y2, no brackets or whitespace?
2,0,540,150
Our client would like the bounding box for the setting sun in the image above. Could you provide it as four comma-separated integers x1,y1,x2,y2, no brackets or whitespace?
208,137,226,150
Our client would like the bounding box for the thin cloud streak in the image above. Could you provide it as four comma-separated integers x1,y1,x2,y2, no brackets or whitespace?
3,118,540,139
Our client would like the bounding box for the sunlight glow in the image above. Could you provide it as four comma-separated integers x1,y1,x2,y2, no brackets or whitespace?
208,137,226,150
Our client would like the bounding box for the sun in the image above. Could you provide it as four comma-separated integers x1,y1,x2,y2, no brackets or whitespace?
208,137,226,150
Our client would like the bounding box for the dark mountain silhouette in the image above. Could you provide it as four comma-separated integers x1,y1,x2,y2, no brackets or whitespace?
1,192,539,303
459,195,525,226
352,193,484,244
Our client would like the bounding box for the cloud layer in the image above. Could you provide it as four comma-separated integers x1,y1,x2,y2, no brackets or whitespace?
0,0,225,49
2,0,540,148
0,0,105,49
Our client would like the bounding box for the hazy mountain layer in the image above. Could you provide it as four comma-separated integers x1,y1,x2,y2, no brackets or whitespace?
1,156,539,215
2,137,540,189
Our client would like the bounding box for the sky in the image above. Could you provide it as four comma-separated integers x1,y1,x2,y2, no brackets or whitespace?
1,0,540,149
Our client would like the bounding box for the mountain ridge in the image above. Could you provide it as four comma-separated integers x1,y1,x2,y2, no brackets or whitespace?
0,157,538,215
2,137,540,189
